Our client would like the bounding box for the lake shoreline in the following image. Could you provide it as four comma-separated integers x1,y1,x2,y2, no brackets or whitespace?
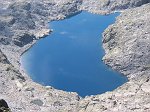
21,11,127,97
0,0,150,111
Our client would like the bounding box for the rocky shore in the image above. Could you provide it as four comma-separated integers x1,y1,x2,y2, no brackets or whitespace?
0,0,150,112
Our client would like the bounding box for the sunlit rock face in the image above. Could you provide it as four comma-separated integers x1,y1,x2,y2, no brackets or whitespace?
102,3,150,79
0,0,150,111
81,0,150,14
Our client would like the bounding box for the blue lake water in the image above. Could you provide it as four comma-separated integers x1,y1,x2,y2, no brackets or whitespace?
21,12,127,97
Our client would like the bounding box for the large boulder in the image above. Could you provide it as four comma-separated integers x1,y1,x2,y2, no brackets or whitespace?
0,99,11,112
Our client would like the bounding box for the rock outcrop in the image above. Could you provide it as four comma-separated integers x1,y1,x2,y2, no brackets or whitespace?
0,0,150,112
0,99,11,112
78,4,150,112
81,0,150,14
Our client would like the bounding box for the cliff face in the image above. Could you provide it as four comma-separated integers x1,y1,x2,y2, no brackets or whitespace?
103,4,150,79
0,0,150,112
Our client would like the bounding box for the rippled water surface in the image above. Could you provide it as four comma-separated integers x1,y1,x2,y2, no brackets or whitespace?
21,12,127,97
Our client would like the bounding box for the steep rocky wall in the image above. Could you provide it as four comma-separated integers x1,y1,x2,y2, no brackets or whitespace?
103,3,150,79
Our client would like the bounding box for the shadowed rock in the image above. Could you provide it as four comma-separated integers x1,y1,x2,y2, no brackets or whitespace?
0,99,11,112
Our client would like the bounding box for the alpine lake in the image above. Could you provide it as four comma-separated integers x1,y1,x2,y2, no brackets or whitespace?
21,12,127,97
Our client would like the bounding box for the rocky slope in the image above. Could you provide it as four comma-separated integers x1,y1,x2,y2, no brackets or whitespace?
81,0,150,14
0,0,150,112
78,4,150,112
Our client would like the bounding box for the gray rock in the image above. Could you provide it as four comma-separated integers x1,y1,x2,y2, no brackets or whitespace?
30,99,43,106
0,0,150,112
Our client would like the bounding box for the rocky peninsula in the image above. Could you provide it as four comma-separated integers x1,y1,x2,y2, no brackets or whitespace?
0,0,150,112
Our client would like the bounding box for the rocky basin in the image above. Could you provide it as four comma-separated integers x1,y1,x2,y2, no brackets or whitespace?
0,0,150,112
